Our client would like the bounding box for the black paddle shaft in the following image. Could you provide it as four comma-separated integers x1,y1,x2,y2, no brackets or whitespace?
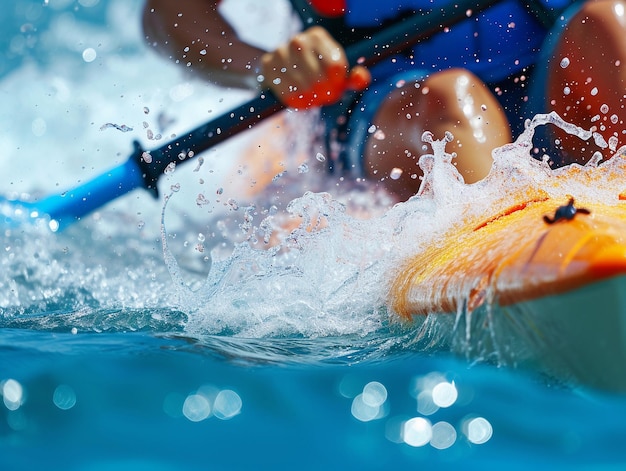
134,0,505,196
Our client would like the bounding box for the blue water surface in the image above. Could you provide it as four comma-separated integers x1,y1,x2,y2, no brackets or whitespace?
2,327,626,471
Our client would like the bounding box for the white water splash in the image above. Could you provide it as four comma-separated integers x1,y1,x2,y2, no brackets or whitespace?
158,111,626,343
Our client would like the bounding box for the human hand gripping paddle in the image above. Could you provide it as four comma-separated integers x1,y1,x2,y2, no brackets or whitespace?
3,0,502,231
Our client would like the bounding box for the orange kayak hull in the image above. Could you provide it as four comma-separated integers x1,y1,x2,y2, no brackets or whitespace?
388,197,626,390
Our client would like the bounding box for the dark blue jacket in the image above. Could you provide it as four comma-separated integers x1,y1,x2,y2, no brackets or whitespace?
342,0,575,82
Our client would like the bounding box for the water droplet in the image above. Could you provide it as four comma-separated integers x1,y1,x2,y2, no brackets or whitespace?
82,47,97,63
600,104,609,114
373,129,386,140
164,162,176,174
316,152,326,162
560,57,570,68
297,163,309,174
100,123,133,132
589,151,603,166
272,171,286,182
193,156,204,172
170,183,181,192
389,168,403,180
591,87,599,96
563,86,571,95
141,151,152,163
216,187,224,195
421,131,434,143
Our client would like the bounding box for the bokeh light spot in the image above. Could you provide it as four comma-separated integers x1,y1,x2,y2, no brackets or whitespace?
182,394,211,422
403,417,432,447
2,379,24,411
53,384,77,410
213,390,242,420
465,417,493,444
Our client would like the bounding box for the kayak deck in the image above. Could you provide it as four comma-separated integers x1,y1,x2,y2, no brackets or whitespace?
390,198,626,318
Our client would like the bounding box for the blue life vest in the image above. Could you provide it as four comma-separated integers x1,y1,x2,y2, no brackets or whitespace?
342,0,575,82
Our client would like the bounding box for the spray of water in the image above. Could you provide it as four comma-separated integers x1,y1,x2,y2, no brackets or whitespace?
2,110,625,365
156,111,626,363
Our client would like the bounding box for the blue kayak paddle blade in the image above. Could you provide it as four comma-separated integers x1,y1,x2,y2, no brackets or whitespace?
1,158,146,232
0,196,43,230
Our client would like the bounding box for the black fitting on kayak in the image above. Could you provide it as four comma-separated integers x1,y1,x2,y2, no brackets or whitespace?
543,197,591,224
